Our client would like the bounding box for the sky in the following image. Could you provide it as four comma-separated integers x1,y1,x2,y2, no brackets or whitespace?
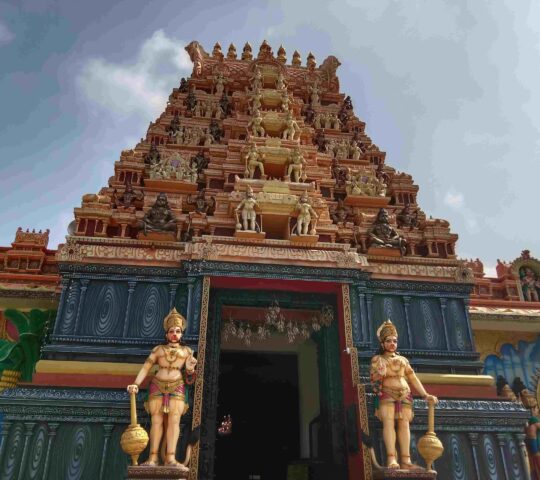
1,0,539,276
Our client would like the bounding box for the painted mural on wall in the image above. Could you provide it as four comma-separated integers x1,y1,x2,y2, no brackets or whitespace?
484,335,540,390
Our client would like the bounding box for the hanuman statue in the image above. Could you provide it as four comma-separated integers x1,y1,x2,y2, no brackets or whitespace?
371,320,438,470
127,309,197,469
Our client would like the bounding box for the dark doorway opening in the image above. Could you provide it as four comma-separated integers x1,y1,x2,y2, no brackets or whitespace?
214,351,300,480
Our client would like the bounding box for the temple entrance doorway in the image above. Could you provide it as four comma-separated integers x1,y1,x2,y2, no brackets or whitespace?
214,350,302,479
200,287,349,480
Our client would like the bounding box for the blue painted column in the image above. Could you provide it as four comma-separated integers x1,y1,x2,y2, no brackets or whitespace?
402,296,414,348
43,422,59,480
18,422,35,479
52,278,70,335
99,424,115,480
467,432,482,479
73,279,89,334
0,420,12,469
169,283,179,310
496,433,510,480
438,298,451,350
366,293,374,347
357,291,368,344
122,281,137,337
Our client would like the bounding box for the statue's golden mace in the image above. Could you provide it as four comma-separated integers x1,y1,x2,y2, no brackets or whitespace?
417,398,444,471
120,391,149,466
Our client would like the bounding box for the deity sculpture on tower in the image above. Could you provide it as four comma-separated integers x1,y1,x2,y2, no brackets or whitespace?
137,193,178,236
294,191,318,236
127,309,197,470
243,142,265,179
371,320,438,470
368,208,407,255
235,186,260,232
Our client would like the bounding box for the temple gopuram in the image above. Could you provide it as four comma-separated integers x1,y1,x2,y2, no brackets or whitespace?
0,40,538,480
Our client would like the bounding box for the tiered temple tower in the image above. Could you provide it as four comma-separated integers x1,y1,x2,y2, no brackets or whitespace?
0,41,530,480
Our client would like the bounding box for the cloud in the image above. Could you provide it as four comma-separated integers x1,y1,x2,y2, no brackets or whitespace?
77,30,192,119
444,190,465,209
0,21,15,46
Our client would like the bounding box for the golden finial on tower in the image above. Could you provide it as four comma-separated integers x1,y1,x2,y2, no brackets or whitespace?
292,50,301,67
227,43,237,59
212,42,223,59
277,45,286,63
307,52,316,69
258,39,272,59
242,42,253,61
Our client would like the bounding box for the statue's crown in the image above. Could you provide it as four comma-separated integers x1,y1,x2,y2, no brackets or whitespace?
163,308,186,332
376,319,398,342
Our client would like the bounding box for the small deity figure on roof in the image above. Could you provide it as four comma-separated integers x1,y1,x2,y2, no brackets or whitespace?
281,90,292,112
276,72,286,91
213,72,227,97
169,113,181,134
250,66,263,90
145,143,161,166
247,85,262,113
287,147,306,183
294,191,318,235
331,198,351,224
303,103,315,125
138,193,177,235
314,132,327,152
368,208,407,255
331,158,349,188
113,182,143,209
191,150,208,174
219,92,230,118
282,112,300,141
243,142,265,179
308,79,322,107
127,309,196,469
350,142,362,160
235,186,259,231
178,78,188,93
185,87,197,112
247,109,265,138
209,120,223,142
520,267,540,302
375,163,391,186
187,190,215,215
371,320,437,469
396,204,419,230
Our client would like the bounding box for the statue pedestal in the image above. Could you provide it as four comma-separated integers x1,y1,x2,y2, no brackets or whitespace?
127,465,189,479
137,232,177,242
373,468,436,480
234,230,266,240
290,234,319,244
367,246,402,257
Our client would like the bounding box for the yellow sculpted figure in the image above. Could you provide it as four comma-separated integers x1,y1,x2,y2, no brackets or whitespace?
127,309,197,470
370,320,438,470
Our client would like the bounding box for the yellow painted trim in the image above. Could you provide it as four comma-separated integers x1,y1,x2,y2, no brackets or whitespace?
417,373,494,386
0,298,58,310
35,360,145,376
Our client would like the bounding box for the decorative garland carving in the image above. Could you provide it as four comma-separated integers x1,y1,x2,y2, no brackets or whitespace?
341,285,372,479
188,276,210,480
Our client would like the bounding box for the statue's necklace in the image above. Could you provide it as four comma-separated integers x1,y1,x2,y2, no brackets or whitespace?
164,345,180,371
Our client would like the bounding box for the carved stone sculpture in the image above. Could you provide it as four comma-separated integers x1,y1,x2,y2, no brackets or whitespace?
368,208,407,255
235,186,259,231
397,204,419,229
371,320,438,469
127,309,196,469
282,112,300,141
247,109,265,138
243,143,265,179
113,182,143,209
138,193,177,235
294,191,318,235
287,147,306,182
